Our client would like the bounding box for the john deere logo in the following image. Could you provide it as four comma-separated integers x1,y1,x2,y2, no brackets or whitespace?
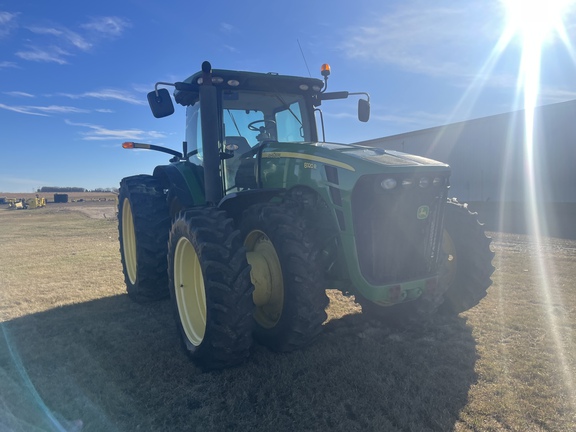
417,205,430,220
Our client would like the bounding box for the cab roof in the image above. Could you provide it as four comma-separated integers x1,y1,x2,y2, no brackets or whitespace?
174,69,325,106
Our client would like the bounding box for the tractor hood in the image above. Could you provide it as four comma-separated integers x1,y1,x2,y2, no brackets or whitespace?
259,141,450,177
316,142,449,168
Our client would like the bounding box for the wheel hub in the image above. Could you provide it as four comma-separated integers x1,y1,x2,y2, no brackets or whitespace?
174,236,207,346
244,230,284,328
122,198,137,285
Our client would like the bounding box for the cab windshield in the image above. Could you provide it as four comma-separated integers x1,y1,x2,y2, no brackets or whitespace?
222,90,312,146
185,90,312,165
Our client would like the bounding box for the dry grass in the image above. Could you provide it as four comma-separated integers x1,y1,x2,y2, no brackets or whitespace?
1,206,575,431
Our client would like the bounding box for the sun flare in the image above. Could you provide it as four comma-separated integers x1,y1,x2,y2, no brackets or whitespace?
498,0,576,413
502,0,571,44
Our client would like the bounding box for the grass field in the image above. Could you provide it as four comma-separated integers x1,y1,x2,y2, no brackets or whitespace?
1,205,575,431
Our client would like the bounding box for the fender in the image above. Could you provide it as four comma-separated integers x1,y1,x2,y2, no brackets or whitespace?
218,188,285,222
153,163,205,215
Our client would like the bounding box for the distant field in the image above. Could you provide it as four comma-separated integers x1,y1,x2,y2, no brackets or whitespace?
0,191,116,203
1,205,575,431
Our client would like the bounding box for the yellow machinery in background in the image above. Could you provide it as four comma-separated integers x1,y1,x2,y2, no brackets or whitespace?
7,196,46,209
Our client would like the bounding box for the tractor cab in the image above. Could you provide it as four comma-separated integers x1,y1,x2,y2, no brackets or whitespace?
175,69,323,160
183,84,317,192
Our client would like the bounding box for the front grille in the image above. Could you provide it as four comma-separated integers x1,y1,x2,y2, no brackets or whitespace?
351,173,447,285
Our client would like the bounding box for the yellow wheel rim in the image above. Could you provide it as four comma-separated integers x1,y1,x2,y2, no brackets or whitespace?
244,230,284,329
122,198,137,285
174,237,207,346
441,229,457,288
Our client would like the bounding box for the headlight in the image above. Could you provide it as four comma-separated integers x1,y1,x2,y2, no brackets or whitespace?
402,178,415,188
433,177,443,186
380,178,397,190
419,177,430,188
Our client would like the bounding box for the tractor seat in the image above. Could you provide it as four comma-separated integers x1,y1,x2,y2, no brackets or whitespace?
225,136,257,190
225,136,252,157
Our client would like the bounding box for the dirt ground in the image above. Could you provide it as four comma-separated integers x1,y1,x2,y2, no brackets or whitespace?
44,201,117,220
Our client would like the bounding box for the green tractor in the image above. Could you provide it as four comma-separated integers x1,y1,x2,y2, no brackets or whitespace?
118,61,494,369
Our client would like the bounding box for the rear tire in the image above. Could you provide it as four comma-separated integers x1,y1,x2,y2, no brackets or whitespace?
118,175,170,302
168,207,253,369
438,199,495,314
240,202,329,351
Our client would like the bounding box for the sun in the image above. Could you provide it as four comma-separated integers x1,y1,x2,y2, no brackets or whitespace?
502,0,571,44
498,0,574,111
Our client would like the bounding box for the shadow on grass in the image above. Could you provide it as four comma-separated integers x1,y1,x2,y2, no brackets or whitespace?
0,295,477,432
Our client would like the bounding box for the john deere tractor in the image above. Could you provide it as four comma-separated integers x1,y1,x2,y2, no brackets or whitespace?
118,61,494,369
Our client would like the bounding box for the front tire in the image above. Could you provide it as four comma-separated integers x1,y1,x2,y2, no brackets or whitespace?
168,207,253,369
118,175,170,303
240,202,329,352
439,199,495,314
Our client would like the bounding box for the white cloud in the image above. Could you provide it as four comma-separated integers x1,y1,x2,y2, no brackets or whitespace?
65,119,166,141
81,17,130,37
0,61,18,68
28,26,92,51
342,1,503,79
84,90,145,105
33,105,89,114
16,46,71,64
95,108,114,113
0,11,18,38
223,44,240,53
59,89,146,105
14,16,129,65
220,22,235,33
0,103,88,116
0,11,17,24
4,91,34,97
0,103,48,116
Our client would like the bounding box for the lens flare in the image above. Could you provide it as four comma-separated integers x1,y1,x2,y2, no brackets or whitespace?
500,0,576,412
503,0,571,43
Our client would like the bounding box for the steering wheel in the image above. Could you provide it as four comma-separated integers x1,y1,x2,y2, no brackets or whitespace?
247,119,276,131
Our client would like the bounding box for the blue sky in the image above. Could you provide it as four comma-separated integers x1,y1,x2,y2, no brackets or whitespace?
1,0,575,192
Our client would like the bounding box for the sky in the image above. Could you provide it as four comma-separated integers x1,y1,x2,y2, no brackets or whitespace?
1,0,575,192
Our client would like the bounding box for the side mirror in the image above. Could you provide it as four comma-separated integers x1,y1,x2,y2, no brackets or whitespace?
358,99,370,122
147,88,175,118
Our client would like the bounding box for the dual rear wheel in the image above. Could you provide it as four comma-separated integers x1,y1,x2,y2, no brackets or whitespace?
118,175,170,302
165,202,328,367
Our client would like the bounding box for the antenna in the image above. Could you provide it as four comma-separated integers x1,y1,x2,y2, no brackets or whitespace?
297,39,312,77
